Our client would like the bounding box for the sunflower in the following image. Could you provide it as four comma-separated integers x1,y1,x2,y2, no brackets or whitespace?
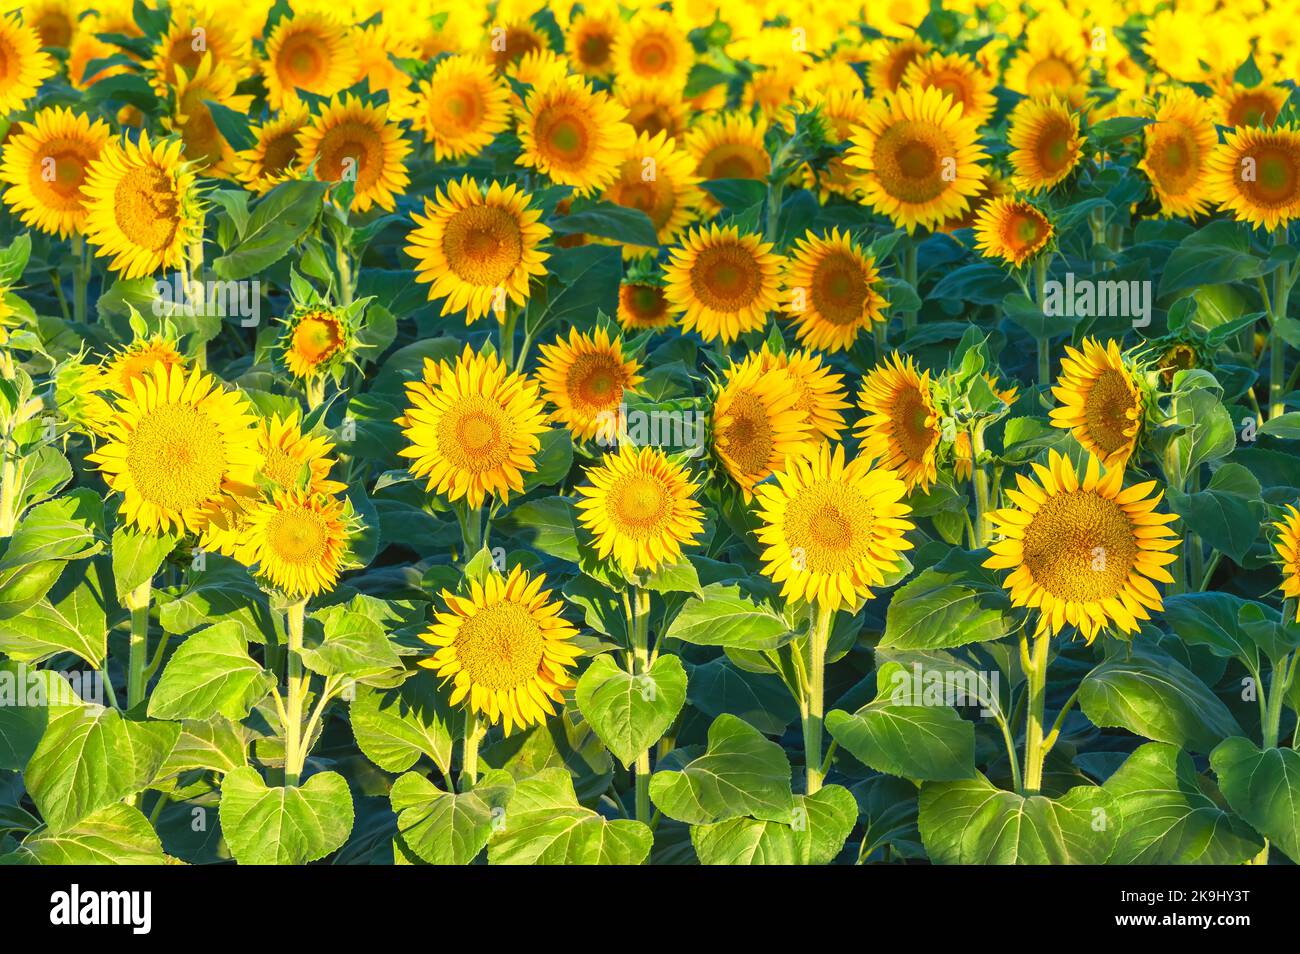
235,105,310,194
405,176,550,324
611,8,692,90
566,8,619,79
412,55,510,161
756,347,849,443
1139,89,1218,219
166,54,254,177
517,77,636,195
685,112,771,187
80,132,200,280
282,308,347,379
296,96,411,213
504,49,572,113
350,23,419,120
537,326,643,442
68,29,127,89
600,131,703,257
854,353,941,494
617,281,674,331
866,35,932,94
1272,505,1300,620
712,353,816,498
485,18,549,72
262,11,357,110
1205,124,1300,232
1004,34,1087,99
242,490,350,599
902,51,997,126
1215,83,1287,130
796,87,872,200
782,228,886,353
845,84,987,233
0,14,55,116
23,0,77,48
397,345,550,508
143,9,250,97
662,224,783,344
973,197,1054,267
0,107,110,239
420,566,581,735
1007,96,1084,194
753,441,914,612
1049,337,1145,469
1159,342,1199,386
574,444,706,574
103,335,186,393
984,451,1181,642
616,80,690,141
87,363,262,535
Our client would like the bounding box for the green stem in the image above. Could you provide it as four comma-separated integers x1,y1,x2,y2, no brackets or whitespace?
872,317,888,361
459,502,483,561
1021,632,1050,796
462,708,485,787
284,598,307,787
802,603,834,794
1199,550,1222,591
499,306,517,370
1033,256,1051,388
188,234,206,370
335,236,354,306
970,425,991,548
71,235,88,326
305,376,325,411
631,586,652,824
126,580,151,709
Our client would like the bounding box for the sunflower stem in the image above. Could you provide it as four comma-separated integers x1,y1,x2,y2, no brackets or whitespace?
459,502,483,561
335,235,354,307
71,234,89,326
0,454,18,539
304,376,325,412
1268,234,1293,419
970,424,991,548
284,598,307,787
1033,255,1051,388
801,603,833,795
631,586,653,823
1021,632,1051,796
499,305,518,370
125,580,152,710
187,232,206,370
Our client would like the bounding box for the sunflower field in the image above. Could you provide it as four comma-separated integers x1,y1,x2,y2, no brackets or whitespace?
0,0,1299,872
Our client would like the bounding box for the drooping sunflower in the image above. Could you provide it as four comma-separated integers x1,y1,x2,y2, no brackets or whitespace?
1004,34,1087,99
87,363,262,535
973,197,1054,267
574,444,706,574
0,107,110,238
296,96,411,213
984,451,1181,642
1272,505,1300,620
782,228,887,353
1215,82,1287,130
756,347,850,443
242,490,351,599
566,8,619,80
754,441,915,613
845,84,987,233
405,176,550,324
1007,96,1084,194
262,11,357,109
517,77,636,195
685,112,771,187
235,105,311,194
0,14,57,115
617,281,674,331
80,132,201,280
412,55,510,161
166,54,254,177
1138,89,1218,219
1049,337,1145,470
854,353,941,494
420,565,582,735
282,307,348,380
615,80,690,141
611,9,692,90
711,354,817,498
103,334,186,393
397,346,550,508
600,130,703,257
1205,123,1300,232
902,51,997,127
536,326,643,442
143,9,250,97
662,224,783,344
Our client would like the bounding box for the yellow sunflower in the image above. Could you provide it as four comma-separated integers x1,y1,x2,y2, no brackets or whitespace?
143,9,250,97
0,107,110,238
396,345,550,508
504,49,572,114
1049,337,1145,469
845,84,987,233
782,228,886,353
68,29,127,90
103,335,186,394
485,18,549,73
753,441,914,613
0,14,55,116
536,326,643,442
600,130,703,257
617,281,675,331
902,51,997,126
866,35,932,94
420,565,582,735
1272,505,1300,620
350,23,419,120
574,444,706,574
756,347,850,443
166,54,254,177
685,112,771,187
517,77,636,195
80,132,200,280
662,224,783,344
616,80,690,141
242,490,350,599
296,96,411,214
796,87,873,200
412,55,510,161
235,105,311,194
1139,89,1218,219
711,353,816,498
262,11,357,110
1004,34,1087,99
1215,83,1287,130
854,353,941,494
23,0,77,49
611,8,693,90
1007,96,1084,194
1205,124,1300,232
984,451,1181,642
87,363,262,535
283,308,347,380
404,176,550,324
566,8,619,79
973,197,1054,267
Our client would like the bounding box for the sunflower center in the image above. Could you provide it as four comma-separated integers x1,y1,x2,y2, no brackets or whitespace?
698,144,769,181
624,283,666,318
442,204,525,287
1244,144,1300,206
1025,55,1076,92
280,34,328,86
690,242,761,312
566,352,626,410
632,37,672,75
291,315,343,366
609,163,675,229
33,145,91,205
439,88,484,131
454,601,545,691
112,161,180,254
1021,490,1138,603
316,121,383,191
34,12,74,48
1083,368,1137,453
537,106,593,165
889,383,936,463
1004,208,1049,251
875,121,952,203
437,396,514,472
261,445,303,490
579,31,611,67
1229,93,1278,129
1150,125,1201,192
783,481,876,573
265,506,329,565
719,390,773,476
1035,117,1077,175
126,403,226,513
608,471,672,536
260,130,301,178
811,252,868,325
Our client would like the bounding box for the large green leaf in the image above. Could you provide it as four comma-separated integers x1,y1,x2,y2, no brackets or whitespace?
0,663,82,770
212,179,328,279
300,601,402,682
575,653,687,768
0,559,109,667
0,804,166,865
1210,737,1300,863
218,766,354,865
390,770,512,865
350,672,460,776
690,784,857,865
664,583,791,651
111,528,177,601
148,620,273,722
879,549,1017,650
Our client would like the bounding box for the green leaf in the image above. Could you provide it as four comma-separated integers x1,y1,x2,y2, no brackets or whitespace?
0,491,103,572
690,784,857,865
1210,737,1300,863
649,714,793,825
498,496,580,563
0,664,82,770
350,673,460,776
0,804,166,865
111,527,177,602
212,179,328,280
148,620,273,722
879,549,1017,650
550,201,659,247
0,559,109,667
156,715,249,778
1159,220,1263,297
218,766,354,865
1164,591,1263,672
390,770,512,865
575,653,687,768
300,601,402,682
664,582,791,651
1104,742,1261,864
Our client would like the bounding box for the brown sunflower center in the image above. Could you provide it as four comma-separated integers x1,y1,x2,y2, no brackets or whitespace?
875,120,952,203
578,30,612,68
1228,92,1279,129
259,129,302,179
622,283,668,322
1021,490,1138,603
265,505,329,565
113,160,181,253
279,33,329,87
690,242,761,312
718,390,773,477
1149,125,1202,193
315,120,384,191
608,471,672,537
1003,207,1050,252
438,86,485,132
783,481,876,573
437,395,514,473
698,143,769,181
261,445,304,490
811,251,869,325
1034,117,1078,175
889,383,937,463
126,403,225,512
454,600,544,691
1083,368,1138,453
33,144,92,205
34,12,74,48
1242,143,1300,207
442,204,524,286
608,162,676,230
566,352,626,410
536,105,593,165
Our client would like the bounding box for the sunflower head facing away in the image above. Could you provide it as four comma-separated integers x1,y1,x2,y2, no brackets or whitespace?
0,14,56,116
296,95,412,213
754,441,915,613
1206,123,1300,232
1049,338,1145,470
104,334,186,394
1272,505,1300,620
1007,96,1084,194
973,197,1054,267
536,325,643,442
0,106,111,238
783,228,886,353
243,489,352,599
854,353,942,494
397,345,550,508
421,565,581,735
662,224,783,343
984,451,1181,642
575,443,706,575
711,353,816,499
517,77,636,196
235,105,311,194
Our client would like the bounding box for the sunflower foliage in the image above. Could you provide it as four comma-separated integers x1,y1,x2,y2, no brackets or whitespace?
1,0,1300,871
